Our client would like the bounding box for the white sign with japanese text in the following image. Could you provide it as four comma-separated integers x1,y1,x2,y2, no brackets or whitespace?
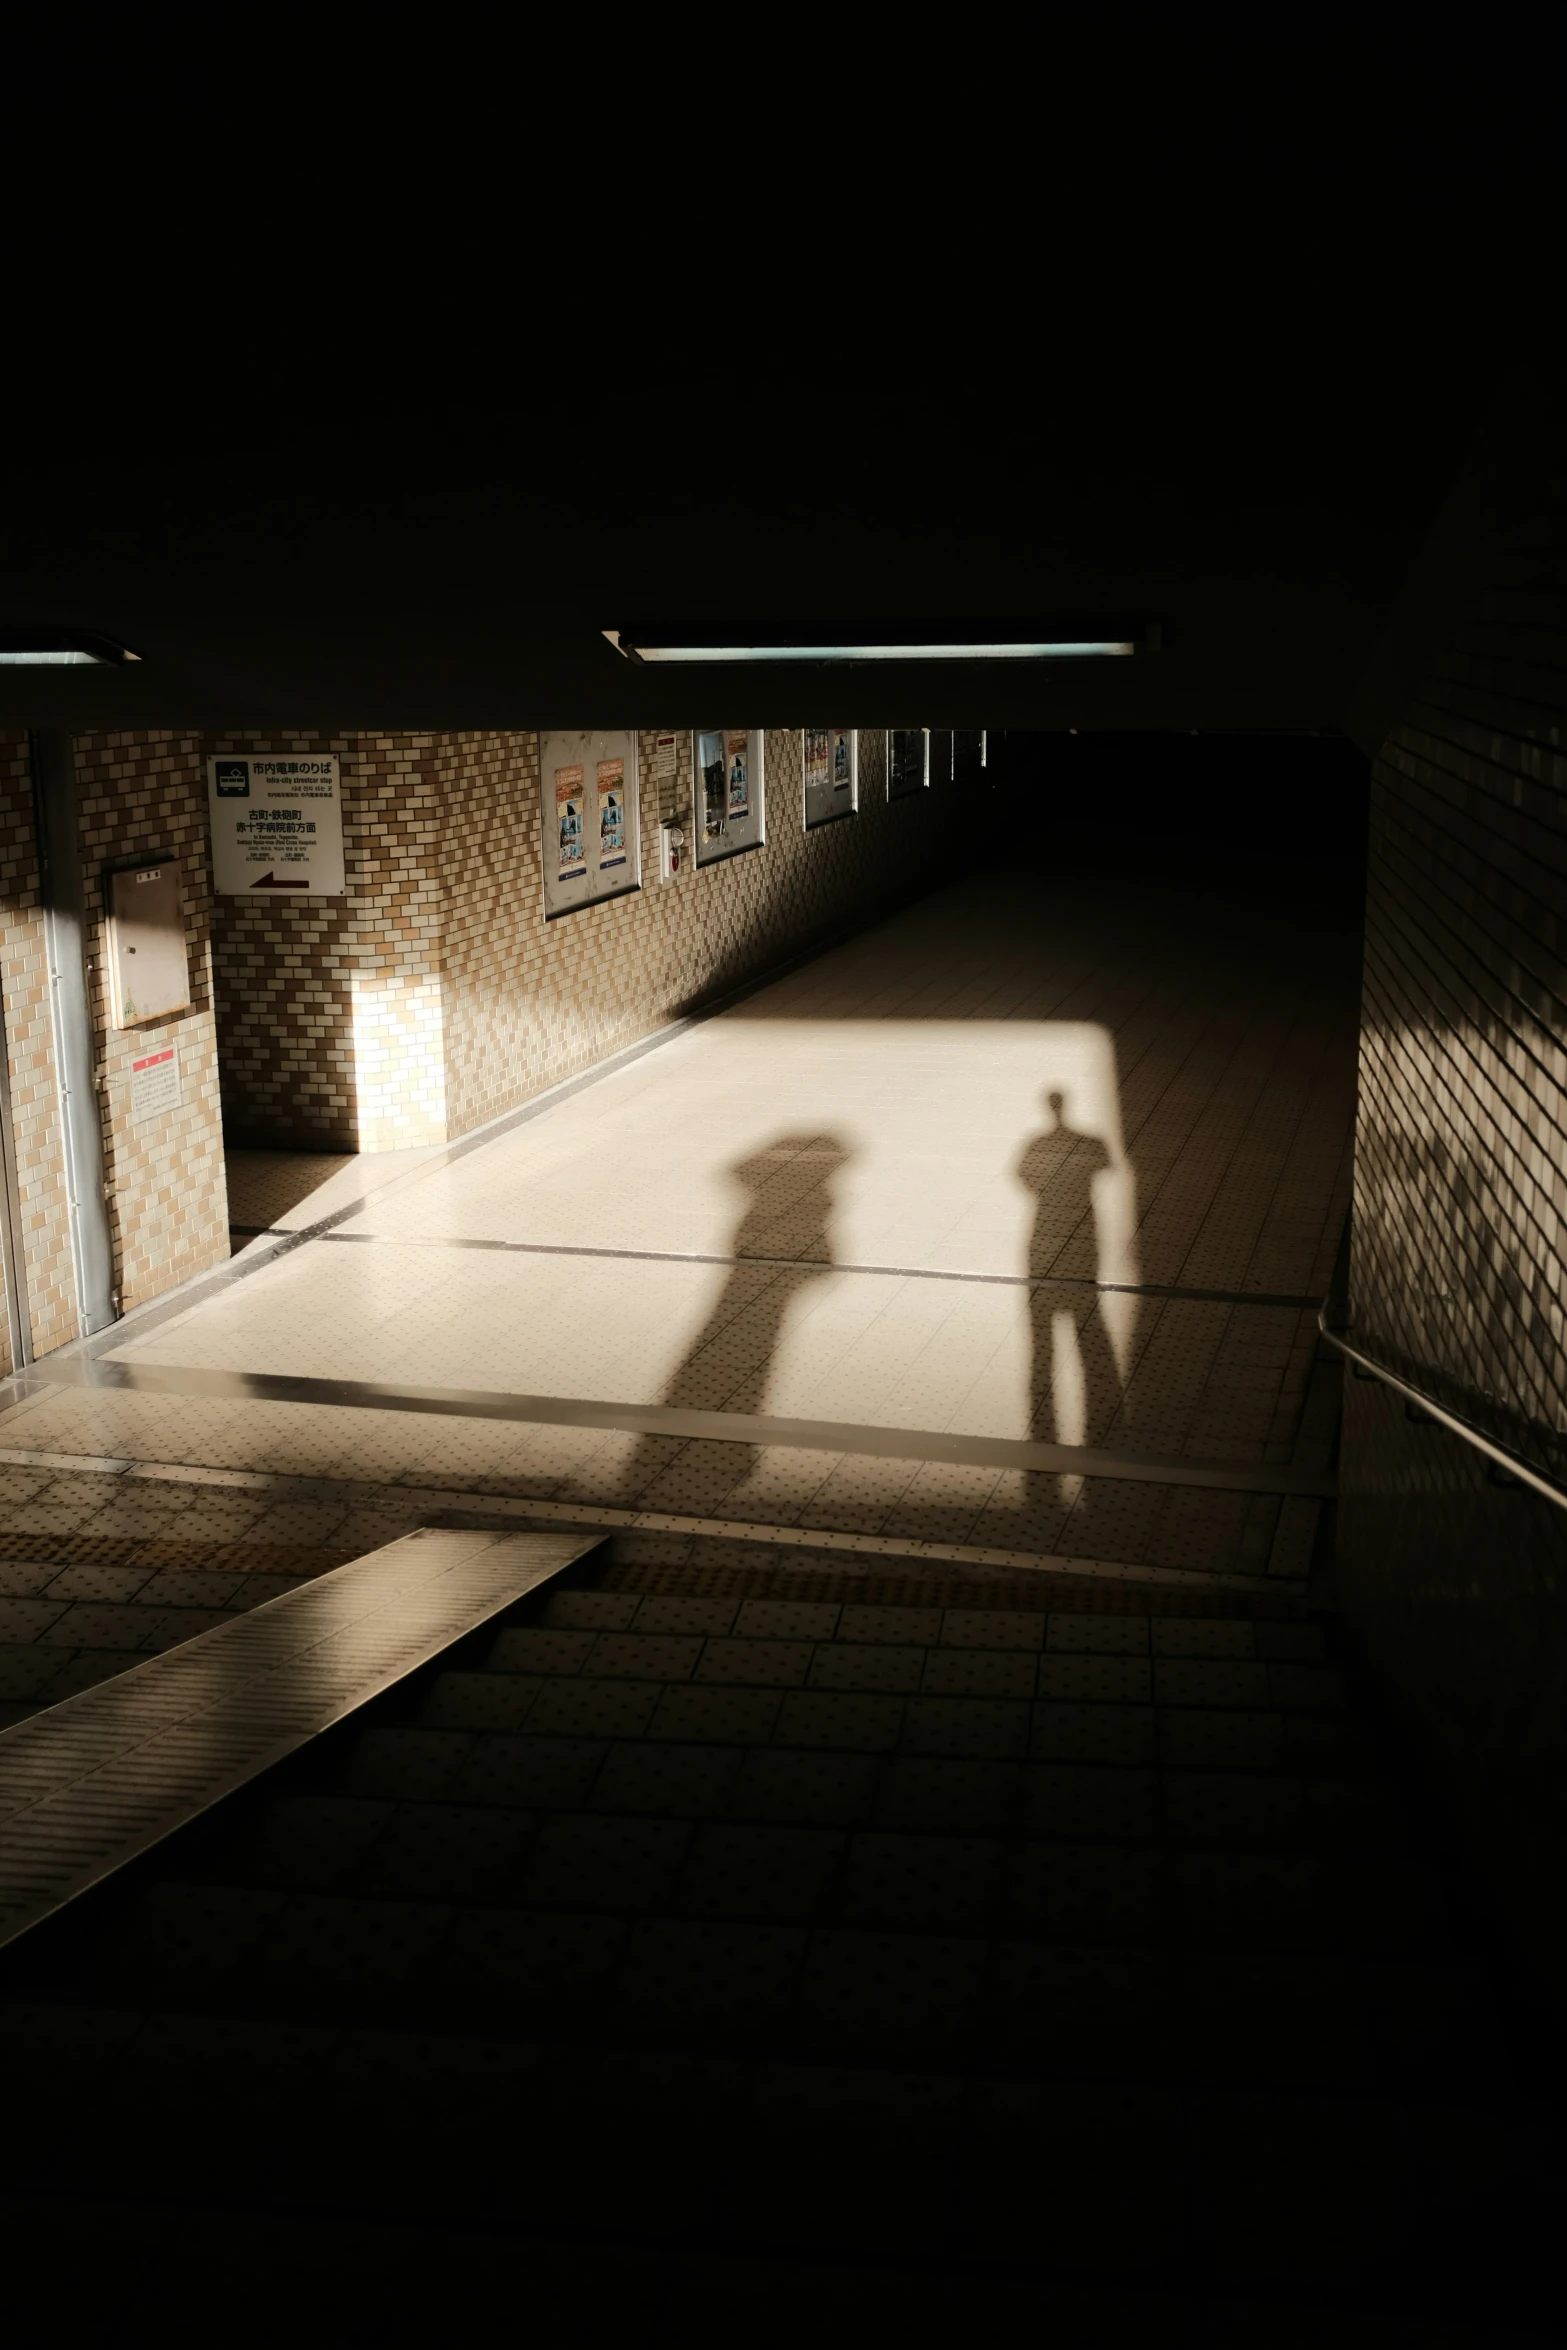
207,754,346,896
130,1044,181,1124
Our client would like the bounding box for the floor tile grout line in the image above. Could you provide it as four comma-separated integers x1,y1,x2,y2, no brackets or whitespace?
311,1231,1325,1311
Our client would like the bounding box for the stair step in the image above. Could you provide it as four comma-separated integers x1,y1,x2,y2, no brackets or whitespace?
2,1546,1559,2335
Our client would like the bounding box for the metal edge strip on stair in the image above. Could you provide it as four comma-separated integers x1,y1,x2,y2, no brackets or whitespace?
0,1527,600,1950
29,1357,1337,1498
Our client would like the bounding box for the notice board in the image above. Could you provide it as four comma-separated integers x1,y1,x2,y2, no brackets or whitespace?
694,729,766,865
955,729,986,781
539,730,641,917
887,729,929,800
803,727,857,829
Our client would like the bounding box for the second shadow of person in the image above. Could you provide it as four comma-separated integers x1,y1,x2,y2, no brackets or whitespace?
1016,1088,1124,1449
623,1132,851,1505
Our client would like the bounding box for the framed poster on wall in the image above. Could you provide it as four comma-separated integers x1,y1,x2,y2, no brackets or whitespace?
538,729,642,918
695,728,766,865
803,726,857,829
887,728,929,800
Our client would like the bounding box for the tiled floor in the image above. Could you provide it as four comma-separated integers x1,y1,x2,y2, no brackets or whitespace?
0,1440,1296,1736
3,1537,1557,2338
224,1143,442,1247
0,851,1558,2336
4,868,1357,1582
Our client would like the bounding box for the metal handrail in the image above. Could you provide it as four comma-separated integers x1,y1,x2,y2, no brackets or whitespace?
1317,1304,1567,1514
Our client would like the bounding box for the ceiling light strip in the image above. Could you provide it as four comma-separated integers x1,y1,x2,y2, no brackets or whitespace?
610,638,1137,663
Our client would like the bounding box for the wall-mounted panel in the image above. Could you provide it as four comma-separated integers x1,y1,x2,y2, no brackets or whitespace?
106,860,190,1028
955,729,986,781
695,728,765,865
803,726,857,829
539,729,642,918
887,728,929,800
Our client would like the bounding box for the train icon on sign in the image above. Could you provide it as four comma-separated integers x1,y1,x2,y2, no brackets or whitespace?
214,761,251,797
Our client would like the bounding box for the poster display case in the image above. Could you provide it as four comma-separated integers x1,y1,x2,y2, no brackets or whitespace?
538,729,642,917
887,728,930,799
694,728,765,865
955,729,986,781
802,726,857,829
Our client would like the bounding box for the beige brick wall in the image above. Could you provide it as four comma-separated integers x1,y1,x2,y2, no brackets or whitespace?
0,722,949,1357
0,734,74,1366
212,733,448,1152
215,726,950,1151
0,729,228,1360
436,726,938,1137
72,732,229,1314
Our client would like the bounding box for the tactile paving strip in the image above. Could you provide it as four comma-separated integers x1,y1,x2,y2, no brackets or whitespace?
57,1360,1336,1498
0,1528,596,1948
430,1494,1292,1592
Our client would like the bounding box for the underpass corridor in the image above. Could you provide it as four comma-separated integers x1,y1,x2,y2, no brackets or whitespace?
2,863,1354,1585
0,863,1559,2341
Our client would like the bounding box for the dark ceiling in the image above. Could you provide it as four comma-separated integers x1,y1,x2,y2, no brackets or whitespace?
0,333,1501,739
9,11,1555,744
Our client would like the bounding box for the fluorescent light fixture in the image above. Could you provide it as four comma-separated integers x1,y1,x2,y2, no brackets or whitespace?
0,630,142,666
612,638,1135,662
604,623,1154,665
0,649,103,666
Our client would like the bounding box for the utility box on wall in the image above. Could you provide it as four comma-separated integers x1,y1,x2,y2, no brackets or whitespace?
106,860,191,1028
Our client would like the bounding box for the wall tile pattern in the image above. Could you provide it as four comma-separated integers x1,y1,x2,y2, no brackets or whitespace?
71,732,230,1315
1351,521,1567,1471
0,735,73,1366
1340,504,1567,2015
0,731,230,1357
436,726,937,1140
0,723,940,1359
211,734,448,1153
213,726,945,1151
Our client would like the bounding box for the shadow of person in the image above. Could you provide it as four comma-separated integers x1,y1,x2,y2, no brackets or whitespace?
623,1132,850,1505
1016,1088,1123,1448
